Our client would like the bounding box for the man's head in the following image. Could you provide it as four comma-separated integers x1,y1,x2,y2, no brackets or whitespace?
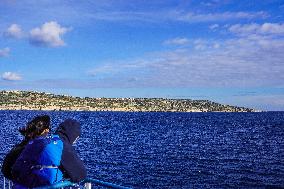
55,119,81,144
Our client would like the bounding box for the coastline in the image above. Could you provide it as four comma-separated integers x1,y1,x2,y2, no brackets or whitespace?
0,106,261,113
0,90,259,112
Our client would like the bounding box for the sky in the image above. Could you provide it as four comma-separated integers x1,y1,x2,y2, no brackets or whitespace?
0,0,284,111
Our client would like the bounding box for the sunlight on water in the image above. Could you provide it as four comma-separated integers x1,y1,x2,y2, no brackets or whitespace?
0,111,283,188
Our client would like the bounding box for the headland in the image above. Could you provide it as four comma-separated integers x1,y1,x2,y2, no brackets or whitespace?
0,90,258,112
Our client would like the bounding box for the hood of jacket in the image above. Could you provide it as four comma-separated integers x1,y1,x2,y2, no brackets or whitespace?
55,119,81,144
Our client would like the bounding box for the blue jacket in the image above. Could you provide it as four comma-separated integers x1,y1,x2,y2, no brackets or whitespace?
12,135,64,188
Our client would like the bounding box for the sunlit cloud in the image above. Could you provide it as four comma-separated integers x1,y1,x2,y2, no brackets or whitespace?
209,24,219,30
164,37,190,45
1,72,22,81
29,21,70,47
229,23,284,36
175,11,268,23
87,24,284,88
4,24,23,38
83,10,268,23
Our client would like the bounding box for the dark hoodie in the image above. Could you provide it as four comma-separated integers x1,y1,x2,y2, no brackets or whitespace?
55,119,87,182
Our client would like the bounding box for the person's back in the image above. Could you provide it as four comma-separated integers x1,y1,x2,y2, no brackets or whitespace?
12,134,64,188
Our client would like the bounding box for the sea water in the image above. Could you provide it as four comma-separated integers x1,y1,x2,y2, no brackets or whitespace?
0,111,283,189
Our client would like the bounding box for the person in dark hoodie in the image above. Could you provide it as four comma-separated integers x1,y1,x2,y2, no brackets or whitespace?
11,118,87,188
55,119,87,182
1,115,51,181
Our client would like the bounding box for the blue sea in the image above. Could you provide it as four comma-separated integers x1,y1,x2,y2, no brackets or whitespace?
0,111,283,189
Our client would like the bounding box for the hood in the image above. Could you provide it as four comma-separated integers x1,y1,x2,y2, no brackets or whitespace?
55,119,81,144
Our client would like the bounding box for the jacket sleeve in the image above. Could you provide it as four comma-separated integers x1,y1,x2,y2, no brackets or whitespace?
59,143,87,182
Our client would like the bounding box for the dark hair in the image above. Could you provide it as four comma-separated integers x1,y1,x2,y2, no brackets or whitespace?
19,115,50,139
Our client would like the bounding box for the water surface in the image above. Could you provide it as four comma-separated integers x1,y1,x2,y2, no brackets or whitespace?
0,111,283,188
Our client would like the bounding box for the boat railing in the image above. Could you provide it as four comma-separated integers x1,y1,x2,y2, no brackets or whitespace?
3,177,12,189
3,177,132,189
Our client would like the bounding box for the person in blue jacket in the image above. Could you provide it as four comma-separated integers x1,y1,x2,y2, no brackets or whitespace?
1,115,51,181
12,130,63,188
11,118,87,188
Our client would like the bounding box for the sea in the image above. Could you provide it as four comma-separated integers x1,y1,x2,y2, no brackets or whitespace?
0,110,283,189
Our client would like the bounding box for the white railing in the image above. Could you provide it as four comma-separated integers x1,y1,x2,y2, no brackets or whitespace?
3,177,12,189
2,177,132,189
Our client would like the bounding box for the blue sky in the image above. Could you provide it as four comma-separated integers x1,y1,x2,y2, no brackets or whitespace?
0,0,284,111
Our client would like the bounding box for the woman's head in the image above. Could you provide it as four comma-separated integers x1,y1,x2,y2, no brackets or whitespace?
19,115,50,139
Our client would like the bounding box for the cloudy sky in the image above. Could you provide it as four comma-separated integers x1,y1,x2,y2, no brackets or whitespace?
0,0,283,110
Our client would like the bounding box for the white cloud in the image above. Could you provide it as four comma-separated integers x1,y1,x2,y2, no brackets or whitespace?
213,43,220,49
2,72,22,81
5,24,23,38
176,11,267,23
88,31,284,88
0,47,10,57
229,23,284,36
209,24,219,30
29,21,70,47
88,65,118,76
82,10,267,24
193,39,212,50
151,38,283,87
88,59,148,77
164,37,190,45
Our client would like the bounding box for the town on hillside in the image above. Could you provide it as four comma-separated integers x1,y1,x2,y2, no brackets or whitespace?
0,90,257,112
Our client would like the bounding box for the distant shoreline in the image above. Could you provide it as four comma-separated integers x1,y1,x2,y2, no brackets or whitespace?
0,108,263,113
0,108,262,113
0,90,259,112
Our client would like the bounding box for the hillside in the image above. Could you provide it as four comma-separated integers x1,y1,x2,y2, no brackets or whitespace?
0,90,256,112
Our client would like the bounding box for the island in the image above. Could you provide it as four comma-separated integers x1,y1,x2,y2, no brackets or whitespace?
0,90,257,112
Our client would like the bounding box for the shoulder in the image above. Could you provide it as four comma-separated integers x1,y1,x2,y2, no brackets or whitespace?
51,134,61,140
10,142,27,153
51,134,63,143
46,134,64,148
